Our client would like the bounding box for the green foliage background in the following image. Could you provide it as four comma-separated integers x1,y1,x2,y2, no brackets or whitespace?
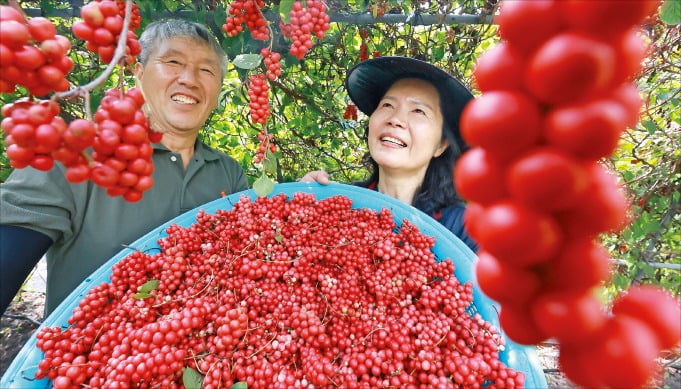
1,0,679,300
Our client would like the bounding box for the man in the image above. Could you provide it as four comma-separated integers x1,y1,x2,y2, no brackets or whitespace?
0,19,248,315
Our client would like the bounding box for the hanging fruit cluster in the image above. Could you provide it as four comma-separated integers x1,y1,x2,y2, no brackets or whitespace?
279,0,330,60
221,0,329,181
2,88,160,202
260,47,282,81
454,1,680,388
222,0,269,41
0,6,73,96
0,1,157,202
247,73,270,125
88,88,159,202
34,193,524,389
343,103,358,120
253,128,276,164
71,0,141,64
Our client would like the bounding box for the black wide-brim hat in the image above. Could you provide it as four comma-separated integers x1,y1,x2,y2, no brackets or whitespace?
345,56,473,153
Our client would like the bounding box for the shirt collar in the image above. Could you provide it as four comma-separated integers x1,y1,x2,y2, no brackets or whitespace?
152,140,221,161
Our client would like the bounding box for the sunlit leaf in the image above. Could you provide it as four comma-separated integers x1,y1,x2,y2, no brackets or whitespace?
233,54,262,69
132,292,156,299
137,279,159,293
661,0,681,25
253,175,275,197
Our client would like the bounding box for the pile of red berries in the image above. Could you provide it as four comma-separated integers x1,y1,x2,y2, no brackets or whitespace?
0,5,73,96
36,193,524,389
280,0,330,60
71,0,141,64
455,1,680,388
247,73,270,125
222,0,269,41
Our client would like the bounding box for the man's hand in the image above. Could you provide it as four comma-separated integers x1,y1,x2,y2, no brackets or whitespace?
299,170,330,185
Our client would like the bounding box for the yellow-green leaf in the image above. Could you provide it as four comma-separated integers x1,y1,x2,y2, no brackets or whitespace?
253,175,275,197
137,279,159,293
132,292,156,300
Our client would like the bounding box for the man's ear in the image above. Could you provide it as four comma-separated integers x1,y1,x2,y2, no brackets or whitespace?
133,62,144,84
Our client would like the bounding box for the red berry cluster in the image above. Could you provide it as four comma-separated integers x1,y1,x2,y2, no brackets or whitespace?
343,103,358,120
88,87,158,202
1,88,160,202
71,0,141,64
1,99,72,171
111,0,141,30
222,0,269,41
247,73,270,125
253,128,276,164
455,1,680,388
280,0,330,60
0,5,73,96
35,193,523,388
359,41,368,62
260,47,282,81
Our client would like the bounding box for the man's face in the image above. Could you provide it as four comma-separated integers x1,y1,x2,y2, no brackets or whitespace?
134,36,223,136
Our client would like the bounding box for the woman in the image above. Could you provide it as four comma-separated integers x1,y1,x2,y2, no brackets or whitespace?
303,56,477,251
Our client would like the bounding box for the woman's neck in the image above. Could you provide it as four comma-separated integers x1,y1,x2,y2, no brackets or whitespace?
376,169,426,205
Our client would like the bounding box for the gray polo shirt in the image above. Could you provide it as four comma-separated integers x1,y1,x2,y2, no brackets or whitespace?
0,141,248,314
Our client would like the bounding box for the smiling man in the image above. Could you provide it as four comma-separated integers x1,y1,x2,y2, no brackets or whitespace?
0,19,248,316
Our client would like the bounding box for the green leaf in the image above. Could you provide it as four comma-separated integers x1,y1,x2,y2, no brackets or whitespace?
231,382,248,389
214,7,229,33
132,292,156,299
232,54,262,70
279,0,295,24
641,120,657,134
263,149,278,175
612,272,629,290
275,233,283,243
661,0,681,25
183,367,203,389
432,47,445,62
137,279,159,293
642,219,661,234
253,175,275,197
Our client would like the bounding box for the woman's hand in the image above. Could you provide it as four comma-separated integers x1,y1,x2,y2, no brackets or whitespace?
299,170,330,185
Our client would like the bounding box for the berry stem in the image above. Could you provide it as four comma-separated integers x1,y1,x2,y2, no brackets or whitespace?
55,0,134,101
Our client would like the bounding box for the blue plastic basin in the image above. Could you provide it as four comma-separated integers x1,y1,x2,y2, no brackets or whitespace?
1,182,547,388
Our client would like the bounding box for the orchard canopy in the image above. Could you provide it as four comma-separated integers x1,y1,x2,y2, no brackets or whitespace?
0,0,679,297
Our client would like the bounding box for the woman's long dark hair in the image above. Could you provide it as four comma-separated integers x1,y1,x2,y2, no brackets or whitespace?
357,76,465,216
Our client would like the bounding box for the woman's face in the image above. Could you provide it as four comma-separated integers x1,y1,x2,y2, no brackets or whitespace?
367,78,449,176
134,36,222,135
